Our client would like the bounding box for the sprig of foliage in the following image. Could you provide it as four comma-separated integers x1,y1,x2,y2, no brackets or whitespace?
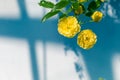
39,0,106,22
39,0,107,49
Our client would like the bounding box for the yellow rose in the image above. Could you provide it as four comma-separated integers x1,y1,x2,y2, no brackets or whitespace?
75,5,84,15
77,29,97,49
78,0,87,3
58,16,80,38
91,11,103,22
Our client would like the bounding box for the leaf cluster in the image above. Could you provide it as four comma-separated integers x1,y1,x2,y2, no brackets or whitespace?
39,0,106,22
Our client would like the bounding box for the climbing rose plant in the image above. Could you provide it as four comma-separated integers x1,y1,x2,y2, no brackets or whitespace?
39,0,107,50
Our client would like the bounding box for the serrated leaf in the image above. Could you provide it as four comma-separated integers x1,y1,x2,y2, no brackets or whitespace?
55,0,69,9
39,1,54,8
41,10,60,22
87,1,101,11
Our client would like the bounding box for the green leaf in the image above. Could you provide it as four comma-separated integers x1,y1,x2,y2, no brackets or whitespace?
39,1,54,8
96,0,102,3
85,11,94,17
70,0,76,3
80,4,86,13
72,2,79,10
55,0,69,9
96,0,106,3
87,1,101,11
59,14,67,19
41,10,60,22
66,7,73,14
59,7,72,19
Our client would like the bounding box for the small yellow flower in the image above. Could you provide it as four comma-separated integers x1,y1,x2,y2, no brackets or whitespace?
78,0,87,3
91,11,103,22
75,5,84,15
100,0,105,2
58,16,80,38
77,29,97,49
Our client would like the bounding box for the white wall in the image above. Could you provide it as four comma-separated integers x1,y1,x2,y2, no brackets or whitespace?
0,0,90,80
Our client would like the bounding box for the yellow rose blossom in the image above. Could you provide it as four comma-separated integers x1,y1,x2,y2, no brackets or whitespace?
58,16,80,38
78,0,87,3
91,11,103,22
75,5,84,15
77,29,97,49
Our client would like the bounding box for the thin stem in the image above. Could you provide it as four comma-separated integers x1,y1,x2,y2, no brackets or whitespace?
79,20,94,25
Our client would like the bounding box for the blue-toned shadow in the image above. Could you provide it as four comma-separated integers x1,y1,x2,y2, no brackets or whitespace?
0,0,120,80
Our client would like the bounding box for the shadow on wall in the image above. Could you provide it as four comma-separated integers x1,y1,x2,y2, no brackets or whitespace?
63,0,120,80
109,0,120,19
0,0,64,80
0,0,120,80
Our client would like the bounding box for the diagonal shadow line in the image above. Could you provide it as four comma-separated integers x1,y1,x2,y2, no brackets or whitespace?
17,0,28,19
28,40,40,80
17,0,40,80
0,0,59,80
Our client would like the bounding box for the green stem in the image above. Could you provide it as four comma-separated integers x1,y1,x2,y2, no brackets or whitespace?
79,20,93,25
